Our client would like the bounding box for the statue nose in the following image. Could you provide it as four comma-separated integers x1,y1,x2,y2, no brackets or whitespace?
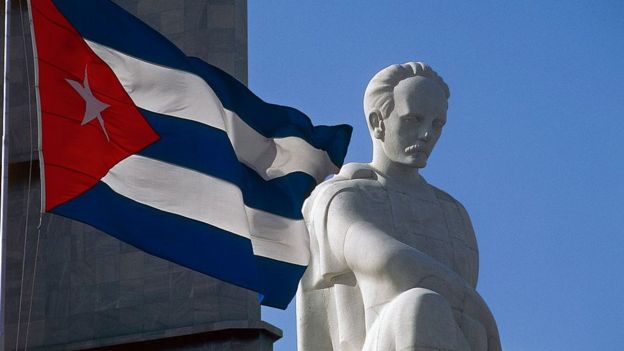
418,129,431,141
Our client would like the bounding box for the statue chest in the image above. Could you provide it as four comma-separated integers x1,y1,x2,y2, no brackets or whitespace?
376,189,478,282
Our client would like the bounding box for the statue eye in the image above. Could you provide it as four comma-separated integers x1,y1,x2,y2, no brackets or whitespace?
404,114,423,122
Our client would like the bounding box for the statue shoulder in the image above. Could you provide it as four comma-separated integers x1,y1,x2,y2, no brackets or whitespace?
337,162,380,181
429,185,471,217
301,163,386,290
429,184,479,263
303,163,385,216
427,184,457,203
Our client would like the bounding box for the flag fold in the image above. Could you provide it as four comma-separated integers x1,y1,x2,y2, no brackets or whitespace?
31,0,352,308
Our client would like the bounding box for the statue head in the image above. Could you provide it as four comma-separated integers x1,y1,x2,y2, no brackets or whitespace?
364,62,449,169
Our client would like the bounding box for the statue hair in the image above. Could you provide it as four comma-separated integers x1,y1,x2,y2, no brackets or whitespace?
363,62,450,121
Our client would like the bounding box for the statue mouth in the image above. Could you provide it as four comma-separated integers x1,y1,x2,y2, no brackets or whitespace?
404,144,427,155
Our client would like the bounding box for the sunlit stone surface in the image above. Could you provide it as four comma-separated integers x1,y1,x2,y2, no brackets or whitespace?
297,62,501,351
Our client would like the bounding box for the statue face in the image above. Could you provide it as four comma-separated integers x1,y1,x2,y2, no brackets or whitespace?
377,76,448,168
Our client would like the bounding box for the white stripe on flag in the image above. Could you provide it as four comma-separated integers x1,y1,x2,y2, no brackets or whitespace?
246,206,309,266
101,154,249,238
101,155,309,265
87,40,338,183
222,110,337,183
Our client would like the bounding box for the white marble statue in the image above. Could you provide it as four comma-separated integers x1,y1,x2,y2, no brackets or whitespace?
297,62,501,351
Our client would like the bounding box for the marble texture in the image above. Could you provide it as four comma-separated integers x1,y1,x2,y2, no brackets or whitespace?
297,62,501,351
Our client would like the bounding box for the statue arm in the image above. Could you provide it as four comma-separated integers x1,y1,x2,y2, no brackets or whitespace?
348,223,501,351
326,190,467,308
345,220,470,308
328,190,501,350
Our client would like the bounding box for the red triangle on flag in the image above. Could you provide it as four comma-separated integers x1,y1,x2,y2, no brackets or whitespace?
32,0,159,211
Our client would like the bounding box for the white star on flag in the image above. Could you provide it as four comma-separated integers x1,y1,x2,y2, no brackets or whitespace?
66,67,111,141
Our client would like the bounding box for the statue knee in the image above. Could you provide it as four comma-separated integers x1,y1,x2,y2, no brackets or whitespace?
388,288,464,350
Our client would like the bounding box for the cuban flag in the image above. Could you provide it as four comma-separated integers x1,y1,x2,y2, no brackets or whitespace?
30,0,351,308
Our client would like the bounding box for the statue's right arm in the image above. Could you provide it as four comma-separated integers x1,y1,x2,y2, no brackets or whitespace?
326,190,500,351
326,190,468,308
326,189,501,350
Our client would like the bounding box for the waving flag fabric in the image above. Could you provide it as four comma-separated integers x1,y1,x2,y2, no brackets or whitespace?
30,0,351,308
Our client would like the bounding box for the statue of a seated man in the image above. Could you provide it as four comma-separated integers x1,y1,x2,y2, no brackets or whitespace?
297,62,501,351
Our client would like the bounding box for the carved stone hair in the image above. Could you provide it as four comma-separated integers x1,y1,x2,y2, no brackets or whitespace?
363,62,450,121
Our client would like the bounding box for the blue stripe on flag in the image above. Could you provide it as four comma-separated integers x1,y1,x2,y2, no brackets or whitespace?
139,109,313,220
52,0,352,167
53,182,263,291
52,0,191,72
50,0,353,309
187,58,352,167
255,256,306,309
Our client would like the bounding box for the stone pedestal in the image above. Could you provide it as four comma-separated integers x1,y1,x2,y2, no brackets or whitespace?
1,1,280,350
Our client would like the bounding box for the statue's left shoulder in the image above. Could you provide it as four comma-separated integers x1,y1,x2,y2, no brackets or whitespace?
429,185,480,286
429,185,458,204
431,185,477,242
430,185,479,251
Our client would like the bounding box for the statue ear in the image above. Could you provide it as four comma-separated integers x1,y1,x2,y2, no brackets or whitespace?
368,111,385,140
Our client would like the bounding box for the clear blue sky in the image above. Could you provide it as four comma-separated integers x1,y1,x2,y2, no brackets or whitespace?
248,1,624,350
